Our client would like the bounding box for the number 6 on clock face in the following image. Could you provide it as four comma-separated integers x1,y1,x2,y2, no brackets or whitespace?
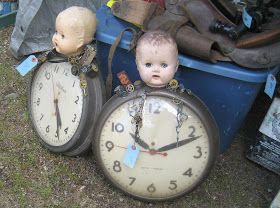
29,61,104,156
93,87,219,201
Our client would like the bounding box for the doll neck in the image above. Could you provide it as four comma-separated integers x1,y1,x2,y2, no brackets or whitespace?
67,46,85,57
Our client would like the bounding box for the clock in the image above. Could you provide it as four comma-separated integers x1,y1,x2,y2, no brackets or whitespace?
28,60,104,156
93,85,219,201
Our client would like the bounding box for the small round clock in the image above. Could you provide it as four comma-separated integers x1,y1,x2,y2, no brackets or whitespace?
93,85,219,201
28,61,104,156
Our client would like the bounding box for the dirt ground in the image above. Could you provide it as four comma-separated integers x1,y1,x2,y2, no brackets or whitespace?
0,26,279,208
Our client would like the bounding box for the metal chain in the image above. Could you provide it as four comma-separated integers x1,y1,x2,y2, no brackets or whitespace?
79,73,88,96
175,102,188,147
131,92,146,146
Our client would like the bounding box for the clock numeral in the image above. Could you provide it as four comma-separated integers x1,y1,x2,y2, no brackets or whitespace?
39,82,43,90
188,126,196,138
74,96,79,104
183,168,193,177
112,122,124,133
105,141,114,152
149,102,161,114
55,130,58,138
129,177,136,186
36,97,40,106
147,184,156,193
40,114,44,121
63,69,68,76
64,127,69,134
53,65,59,73
113,160,122,173
72,81,76,88
45,71,51,80
193,146,202,159
46,125,50,133
72,114,77,123
168,180,177,190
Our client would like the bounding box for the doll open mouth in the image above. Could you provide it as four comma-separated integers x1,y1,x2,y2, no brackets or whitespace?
152,75,160,79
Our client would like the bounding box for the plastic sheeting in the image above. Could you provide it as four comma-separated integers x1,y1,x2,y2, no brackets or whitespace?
9,0,105,59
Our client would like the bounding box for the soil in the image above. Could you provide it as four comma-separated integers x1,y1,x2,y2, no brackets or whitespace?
0,26,279,208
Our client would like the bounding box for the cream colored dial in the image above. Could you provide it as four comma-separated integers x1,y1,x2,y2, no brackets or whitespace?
30,62,83,147
95,91,218,201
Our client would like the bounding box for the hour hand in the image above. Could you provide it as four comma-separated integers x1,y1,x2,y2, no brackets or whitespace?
54,99,62,128
54,99,62,139
156,135,201,152
129,133,150,150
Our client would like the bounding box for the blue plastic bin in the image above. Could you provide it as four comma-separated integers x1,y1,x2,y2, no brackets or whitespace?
0,2,11,15
95,5,280,153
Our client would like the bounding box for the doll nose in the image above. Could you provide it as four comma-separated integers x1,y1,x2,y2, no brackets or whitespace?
52,35,58,46
152,67,160,72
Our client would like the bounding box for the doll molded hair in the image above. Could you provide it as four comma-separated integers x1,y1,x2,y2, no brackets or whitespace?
136,30,178,59
135,30,179,88
56,6,96,45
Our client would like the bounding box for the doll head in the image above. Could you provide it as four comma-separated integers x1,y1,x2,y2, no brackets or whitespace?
136,30,179,88
52,6,96,57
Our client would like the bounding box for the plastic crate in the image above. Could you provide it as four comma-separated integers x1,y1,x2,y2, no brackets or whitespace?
95,5,280,153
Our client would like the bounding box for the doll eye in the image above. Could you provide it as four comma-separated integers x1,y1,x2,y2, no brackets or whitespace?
161,63,168,68
145,63,152,68
61,34,65,39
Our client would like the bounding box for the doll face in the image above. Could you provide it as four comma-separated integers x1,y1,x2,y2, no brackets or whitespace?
52,16,84,56
136,42,178,88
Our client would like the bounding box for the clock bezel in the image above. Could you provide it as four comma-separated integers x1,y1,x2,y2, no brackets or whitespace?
93,86,219,201
28,61,104,155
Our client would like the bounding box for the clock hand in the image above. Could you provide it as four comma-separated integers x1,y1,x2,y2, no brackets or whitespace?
129,133,150,150
54,99,62,128
156,135,201,152
54,99,62,139
51,71,60,140
116,145,167,157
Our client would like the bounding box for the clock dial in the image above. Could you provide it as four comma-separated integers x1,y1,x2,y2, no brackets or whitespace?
94,88,219,201
30,62,83,146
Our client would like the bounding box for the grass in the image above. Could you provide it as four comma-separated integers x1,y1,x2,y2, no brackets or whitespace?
37,186,52,199
0,26,280,208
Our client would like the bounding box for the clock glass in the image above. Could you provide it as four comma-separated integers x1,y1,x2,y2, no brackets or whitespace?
30,62,83,146
94,89,218,201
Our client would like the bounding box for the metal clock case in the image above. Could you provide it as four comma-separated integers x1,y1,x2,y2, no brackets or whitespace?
28,61,104,156
93,86,219,201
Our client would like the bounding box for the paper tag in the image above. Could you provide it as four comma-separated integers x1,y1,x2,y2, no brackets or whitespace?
16,55,38,76
123,144,140,168
107,0,117,8
242,8,252,28
259,97,280,142
264,74,276,99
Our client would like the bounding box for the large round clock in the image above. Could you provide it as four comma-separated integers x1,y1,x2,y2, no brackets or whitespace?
93,85,219,201
28,61,104,156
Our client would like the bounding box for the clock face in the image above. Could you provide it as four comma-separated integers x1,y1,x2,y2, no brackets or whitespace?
95,91,218,201
30,62,83,147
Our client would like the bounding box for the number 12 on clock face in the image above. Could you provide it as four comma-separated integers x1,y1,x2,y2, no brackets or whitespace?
29,61,104,155
93,88,219,201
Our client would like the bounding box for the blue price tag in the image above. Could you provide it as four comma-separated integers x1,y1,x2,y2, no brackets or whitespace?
16,55,38,76
123,144,140,168
242,8,252,28
264,74,276,99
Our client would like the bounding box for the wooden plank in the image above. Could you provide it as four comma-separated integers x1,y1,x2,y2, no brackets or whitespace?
0,10,17,29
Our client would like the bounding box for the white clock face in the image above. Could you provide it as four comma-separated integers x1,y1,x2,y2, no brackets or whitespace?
30,62,83,146
99,95,211,200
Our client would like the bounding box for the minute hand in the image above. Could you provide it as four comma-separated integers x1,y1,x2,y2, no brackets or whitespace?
156,135,201,152
129,133,150,150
